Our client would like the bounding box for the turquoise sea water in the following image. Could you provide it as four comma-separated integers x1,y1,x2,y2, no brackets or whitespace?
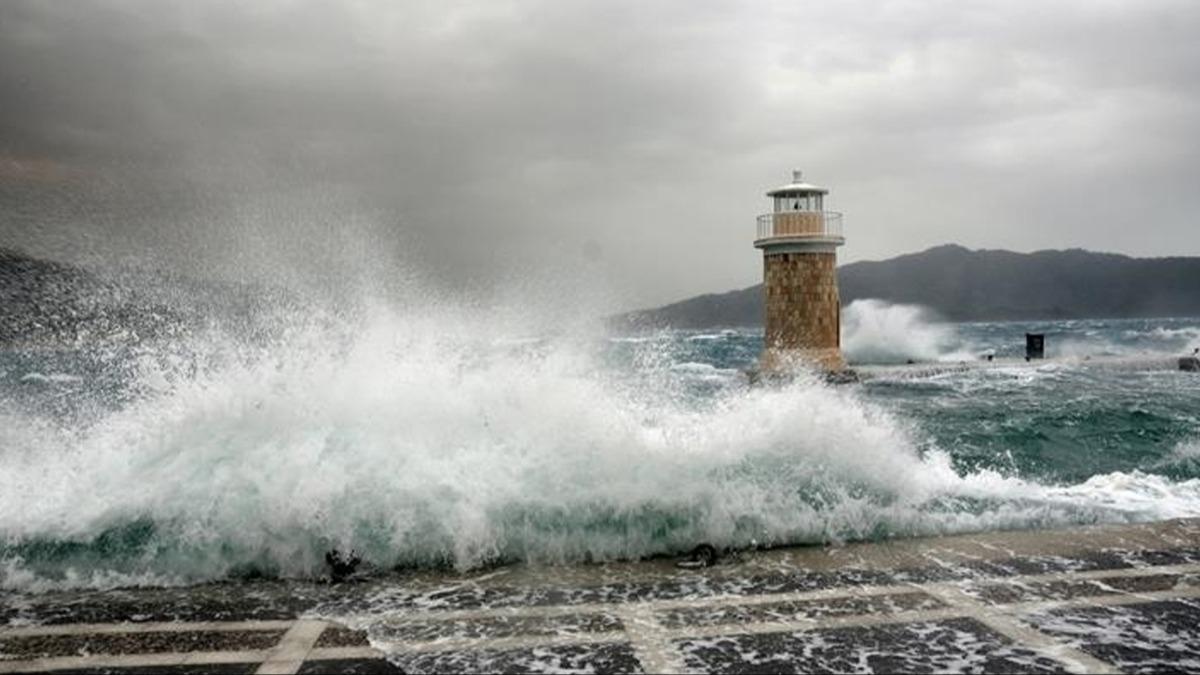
2,300,1199,591
629,310,1200,486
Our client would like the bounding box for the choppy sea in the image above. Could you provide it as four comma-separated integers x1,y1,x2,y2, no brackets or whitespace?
2,299,1199,592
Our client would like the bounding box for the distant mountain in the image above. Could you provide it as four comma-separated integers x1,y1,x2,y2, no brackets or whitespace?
616,245,1200,329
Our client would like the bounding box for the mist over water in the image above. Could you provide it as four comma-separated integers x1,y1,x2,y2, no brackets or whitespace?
2,277,1200,592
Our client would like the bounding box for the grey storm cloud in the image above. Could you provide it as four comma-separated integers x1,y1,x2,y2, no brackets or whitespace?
2,0,1199,310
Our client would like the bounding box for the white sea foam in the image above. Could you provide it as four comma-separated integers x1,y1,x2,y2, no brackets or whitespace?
2,304,1199,592
607,335,658,343
1125,326,1200,342
668,361,740,384
1152,438,1200,472
1059,323,1200,359
19,372,83,385
685,331,741,342
1175,439,1200,460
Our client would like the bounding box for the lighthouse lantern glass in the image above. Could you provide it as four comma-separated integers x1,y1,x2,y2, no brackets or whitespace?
774,193,823,212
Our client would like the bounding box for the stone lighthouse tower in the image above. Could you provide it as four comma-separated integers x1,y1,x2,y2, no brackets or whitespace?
755,170,846,372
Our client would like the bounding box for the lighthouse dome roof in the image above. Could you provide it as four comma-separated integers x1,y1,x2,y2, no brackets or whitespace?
765,170,828,196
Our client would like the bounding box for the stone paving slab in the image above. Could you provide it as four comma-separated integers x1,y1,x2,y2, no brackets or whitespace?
654,590,946,629
1024,599,1200,674
46,665,259,675
4,518,1200,673
295,659,404,674
0,623,395,675
673,617,1068,674
964,571,1200,605
0,630,285,659
312,627,372,649
372,611,625,642
388,641,644,674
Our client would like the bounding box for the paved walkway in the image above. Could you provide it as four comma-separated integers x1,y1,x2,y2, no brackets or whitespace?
4,519,1200,673
0,618,396,674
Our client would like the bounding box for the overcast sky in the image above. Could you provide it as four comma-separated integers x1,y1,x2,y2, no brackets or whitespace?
2,0,1198,310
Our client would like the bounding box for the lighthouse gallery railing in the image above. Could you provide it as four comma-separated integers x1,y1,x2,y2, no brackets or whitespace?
756,211,844,241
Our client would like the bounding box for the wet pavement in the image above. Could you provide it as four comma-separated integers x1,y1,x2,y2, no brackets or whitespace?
4,518,1200,673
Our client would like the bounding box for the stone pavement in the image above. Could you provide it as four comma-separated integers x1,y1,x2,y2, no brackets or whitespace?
4,519,1200,673
0,618,397,674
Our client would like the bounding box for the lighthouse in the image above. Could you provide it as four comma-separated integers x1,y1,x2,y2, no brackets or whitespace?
755,171,846,373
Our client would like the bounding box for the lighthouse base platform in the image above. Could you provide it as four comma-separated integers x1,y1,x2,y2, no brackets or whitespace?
759,347,847,374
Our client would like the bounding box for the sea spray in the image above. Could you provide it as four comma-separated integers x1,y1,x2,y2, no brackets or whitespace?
841,302,1200,363
2,305,952,585
3,305,1200,592
841,299,976,364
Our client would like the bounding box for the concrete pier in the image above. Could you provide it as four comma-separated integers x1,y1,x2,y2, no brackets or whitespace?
853,354,1183,381
5,519,1200,673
